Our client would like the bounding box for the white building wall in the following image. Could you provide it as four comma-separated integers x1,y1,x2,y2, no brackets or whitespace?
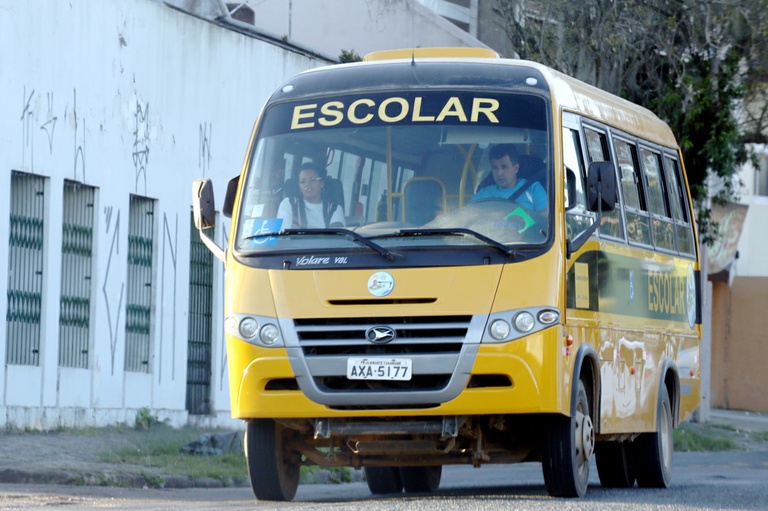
1,0,483,430
0,0,325,430
242,0,487,58
736,145,768,277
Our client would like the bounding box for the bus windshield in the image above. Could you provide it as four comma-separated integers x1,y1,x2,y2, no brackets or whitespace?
236,90,551,254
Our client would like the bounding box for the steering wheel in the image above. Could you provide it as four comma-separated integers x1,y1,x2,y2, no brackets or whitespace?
427,198,547,243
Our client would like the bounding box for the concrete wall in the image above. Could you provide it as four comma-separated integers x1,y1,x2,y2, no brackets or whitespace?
0,0,325,430
710,278,768,413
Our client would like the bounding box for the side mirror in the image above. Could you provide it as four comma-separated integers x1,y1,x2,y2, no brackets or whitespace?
192,178,216,230
586,161,617,212
222,175,240,218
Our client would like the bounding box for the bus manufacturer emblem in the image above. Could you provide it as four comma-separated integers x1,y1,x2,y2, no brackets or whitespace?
368,271,394,297
366,326,397,344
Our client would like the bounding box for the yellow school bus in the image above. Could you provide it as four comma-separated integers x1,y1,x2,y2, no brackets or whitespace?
193,48,701,501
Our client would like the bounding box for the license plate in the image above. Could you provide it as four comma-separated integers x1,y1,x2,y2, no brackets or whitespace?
346,357,412,381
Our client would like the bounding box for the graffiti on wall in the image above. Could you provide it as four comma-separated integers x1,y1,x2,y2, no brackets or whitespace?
102,206,124,376
132,97,150,195
199,122,212,177
41,92,57,154
71,89,86,182
159,212,178,384
19,86,87,181
20,87,35,171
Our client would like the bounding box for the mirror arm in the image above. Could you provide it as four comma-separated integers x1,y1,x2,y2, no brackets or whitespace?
199,228,226,263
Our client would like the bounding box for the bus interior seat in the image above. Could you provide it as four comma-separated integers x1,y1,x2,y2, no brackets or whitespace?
322,177,345,212
403,177,446,225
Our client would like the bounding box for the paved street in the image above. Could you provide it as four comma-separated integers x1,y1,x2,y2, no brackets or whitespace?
2,449,767,510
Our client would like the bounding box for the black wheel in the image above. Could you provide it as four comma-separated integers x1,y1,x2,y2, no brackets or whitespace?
633,385,673,488
365,466,403,494
400,465,442,493
595,441,636,488
542,378,595,498
245,419,300,501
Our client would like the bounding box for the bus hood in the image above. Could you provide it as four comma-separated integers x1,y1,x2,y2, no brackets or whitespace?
268,265,504,319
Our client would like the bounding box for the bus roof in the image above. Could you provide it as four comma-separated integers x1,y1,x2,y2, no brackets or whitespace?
284,53,679,149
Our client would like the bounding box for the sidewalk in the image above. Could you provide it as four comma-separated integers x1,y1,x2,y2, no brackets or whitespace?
706,408,768,432
0,409,766,489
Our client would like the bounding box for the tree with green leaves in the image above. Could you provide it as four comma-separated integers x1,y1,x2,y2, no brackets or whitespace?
494,0,768,243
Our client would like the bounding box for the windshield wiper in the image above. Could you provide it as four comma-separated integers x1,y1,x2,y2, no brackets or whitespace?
245,228,395,261
371,228,518,259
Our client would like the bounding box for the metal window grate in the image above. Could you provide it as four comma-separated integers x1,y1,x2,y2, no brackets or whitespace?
186,212,214,414
6,171,46,366
59,180,95,368
125,194,155,373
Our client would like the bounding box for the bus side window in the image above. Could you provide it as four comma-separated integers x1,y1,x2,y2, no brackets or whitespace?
562,126,593,240
640,147,676,252
584,127,623,240
614,137,651,246
664,155,696,256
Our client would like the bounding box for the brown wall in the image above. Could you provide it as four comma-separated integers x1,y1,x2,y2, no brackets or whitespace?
710,277,768,413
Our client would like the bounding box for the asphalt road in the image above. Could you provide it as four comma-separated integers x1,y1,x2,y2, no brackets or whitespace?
2,450,767,510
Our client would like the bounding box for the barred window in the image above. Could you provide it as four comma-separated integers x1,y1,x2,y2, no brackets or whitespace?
186,212,214,414
125,194,156,373
6,171,46,366
59,181,96,368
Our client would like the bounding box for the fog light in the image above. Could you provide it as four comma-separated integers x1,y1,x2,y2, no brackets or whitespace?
239,317,258,339
260,324,280,345
490,319,511,340
514,312,535,333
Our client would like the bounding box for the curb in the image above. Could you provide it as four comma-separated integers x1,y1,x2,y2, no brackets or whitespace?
0,468,245,489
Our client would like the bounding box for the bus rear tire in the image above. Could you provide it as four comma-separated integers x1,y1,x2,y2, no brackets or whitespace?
595,441,635,488
542,378,594,498
633,385,673,488
245,419,300,501
400,465,442,493
365,466,403,494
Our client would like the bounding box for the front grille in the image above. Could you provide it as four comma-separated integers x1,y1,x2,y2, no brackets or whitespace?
295,315,471,357
291,315,474,401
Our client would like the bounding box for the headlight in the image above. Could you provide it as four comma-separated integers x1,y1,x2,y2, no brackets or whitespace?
489,319,511,340
483,307,561,343
513,312,535,333
226,314,285,347
259,324,280,345
239,317,259,339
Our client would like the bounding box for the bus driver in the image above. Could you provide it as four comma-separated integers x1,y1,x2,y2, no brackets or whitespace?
470,144,547,213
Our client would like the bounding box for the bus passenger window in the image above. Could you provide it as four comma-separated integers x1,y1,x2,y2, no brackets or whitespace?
664,155,696,256
562,126,593,240
640,147,675,252
614,138,650,246
584,127,623,240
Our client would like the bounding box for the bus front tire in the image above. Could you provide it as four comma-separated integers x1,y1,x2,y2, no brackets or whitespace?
542,378,594,498
245,419,300,501
633,385,673,488
595,441,636,488
365,466,403,494
400,465,442,493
